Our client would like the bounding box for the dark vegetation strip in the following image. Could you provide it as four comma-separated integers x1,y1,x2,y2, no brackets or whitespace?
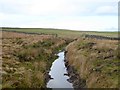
2,30,58,37
84,34,120,40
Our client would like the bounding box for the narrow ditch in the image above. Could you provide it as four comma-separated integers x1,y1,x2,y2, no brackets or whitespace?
46,51,74,89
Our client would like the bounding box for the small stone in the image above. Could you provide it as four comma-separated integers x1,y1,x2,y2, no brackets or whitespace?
10,68,14,72
93,68,96,71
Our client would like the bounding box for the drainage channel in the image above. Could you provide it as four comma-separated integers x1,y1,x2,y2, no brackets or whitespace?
46,51,73,89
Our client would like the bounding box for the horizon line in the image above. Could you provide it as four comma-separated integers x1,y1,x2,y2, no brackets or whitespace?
1,27,119,32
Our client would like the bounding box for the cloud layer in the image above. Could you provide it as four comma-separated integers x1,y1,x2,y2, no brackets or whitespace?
0,0,118,31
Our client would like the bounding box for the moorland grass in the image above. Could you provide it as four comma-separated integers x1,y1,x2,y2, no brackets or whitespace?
66,38,119,88
2,27,118,38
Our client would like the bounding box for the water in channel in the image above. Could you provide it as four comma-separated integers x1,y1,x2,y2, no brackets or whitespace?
46,51,73,89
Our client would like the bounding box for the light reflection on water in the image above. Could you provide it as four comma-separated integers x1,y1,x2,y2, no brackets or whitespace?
47,51,73,89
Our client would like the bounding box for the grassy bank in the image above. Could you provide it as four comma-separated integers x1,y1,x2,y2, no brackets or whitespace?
65,38,119,88
2,31,70,88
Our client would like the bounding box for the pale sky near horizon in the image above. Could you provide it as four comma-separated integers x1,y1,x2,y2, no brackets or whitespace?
0,0,119,31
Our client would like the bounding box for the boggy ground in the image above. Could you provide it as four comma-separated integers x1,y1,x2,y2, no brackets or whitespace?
65,37,119,88
1,31,70,88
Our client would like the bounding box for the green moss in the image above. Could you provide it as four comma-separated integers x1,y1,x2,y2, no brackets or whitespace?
41,40,54,47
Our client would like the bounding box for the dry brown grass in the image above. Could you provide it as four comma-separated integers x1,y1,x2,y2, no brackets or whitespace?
66,38,119,88
2,31,67,88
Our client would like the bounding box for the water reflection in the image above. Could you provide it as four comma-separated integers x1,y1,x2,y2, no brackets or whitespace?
47,52,73,89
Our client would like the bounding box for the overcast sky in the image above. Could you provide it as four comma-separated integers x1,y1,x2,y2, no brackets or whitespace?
0,0,119,31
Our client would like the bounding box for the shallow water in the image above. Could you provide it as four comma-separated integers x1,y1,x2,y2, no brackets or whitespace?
47,51,73,89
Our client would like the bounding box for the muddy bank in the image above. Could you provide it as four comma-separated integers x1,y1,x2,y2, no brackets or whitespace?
64,38,119,88
64,51,87,89
46,51,73,88
45,70,51,85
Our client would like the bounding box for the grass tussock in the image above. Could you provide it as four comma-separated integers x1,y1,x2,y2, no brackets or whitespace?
2,31,68,88
66,38,119,88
